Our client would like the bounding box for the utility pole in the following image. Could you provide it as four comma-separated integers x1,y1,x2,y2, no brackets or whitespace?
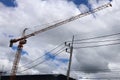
66,36,74,80
0,65,4,80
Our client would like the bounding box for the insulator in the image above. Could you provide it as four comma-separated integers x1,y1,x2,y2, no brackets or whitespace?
66,48,68,52
68,43,71,47
65,42,67,46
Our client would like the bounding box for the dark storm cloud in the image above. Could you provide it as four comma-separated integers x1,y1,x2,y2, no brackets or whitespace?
73,48,110,73
70,28,120,73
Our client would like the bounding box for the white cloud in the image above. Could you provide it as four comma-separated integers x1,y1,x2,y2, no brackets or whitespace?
0,0,120,79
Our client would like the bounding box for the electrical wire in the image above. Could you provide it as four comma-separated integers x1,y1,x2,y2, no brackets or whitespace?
74,42,120,49
71,69,120,73
79,77,120,79
66,32,120,42
18,42,120,74
73,38,120,44
17,46,66,73
9,32,120,74
18,47,65,73
19,42,64,68
7,43,65,74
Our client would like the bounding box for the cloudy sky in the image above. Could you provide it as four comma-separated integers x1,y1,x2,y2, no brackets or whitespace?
0,0,120,79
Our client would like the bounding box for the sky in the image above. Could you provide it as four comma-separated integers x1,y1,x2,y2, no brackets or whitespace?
1,0,120,80
0,0,17,7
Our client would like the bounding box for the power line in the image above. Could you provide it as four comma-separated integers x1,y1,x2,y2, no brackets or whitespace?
19,42,64,68
18,46,66,73
74,42,120,49
6,43,65,74
9,32,120,74
73,38,120,44
18,47,65,73
79,77,120,79
66,32,120,42
71,69,120,73
19,38,120,73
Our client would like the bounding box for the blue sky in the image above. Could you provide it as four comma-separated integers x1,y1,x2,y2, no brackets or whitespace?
0,0,112,9
68,0,92,10
45,52,69,67
68,0,112,11
45,52,69,63
1,0,119,78
11,45,28,55
0,0,17,7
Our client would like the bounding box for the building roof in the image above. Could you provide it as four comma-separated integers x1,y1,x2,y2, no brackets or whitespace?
1,74,76,80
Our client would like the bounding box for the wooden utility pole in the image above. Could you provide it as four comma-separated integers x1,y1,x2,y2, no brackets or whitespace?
67,36,74,80
0,65,4,80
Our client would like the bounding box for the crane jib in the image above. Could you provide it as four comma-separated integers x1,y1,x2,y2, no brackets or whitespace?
9,2,112,46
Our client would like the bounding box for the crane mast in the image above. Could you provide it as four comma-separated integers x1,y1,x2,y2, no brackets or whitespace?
9,2,112,80
10,29,27,80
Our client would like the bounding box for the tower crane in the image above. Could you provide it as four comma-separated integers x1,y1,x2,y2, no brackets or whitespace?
9,2,112,80
10,28,28,80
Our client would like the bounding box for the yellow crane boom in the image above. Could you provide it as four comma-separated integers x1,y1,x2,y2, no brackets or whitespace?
9,2,112,80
